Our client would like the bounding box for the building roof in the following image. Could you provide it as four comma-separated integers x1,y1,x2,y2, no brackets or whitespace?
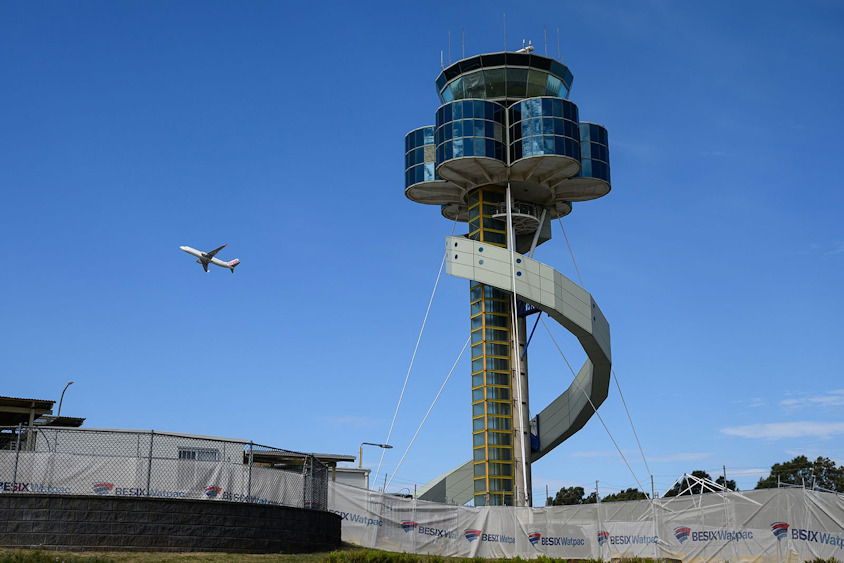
0,395,54,426
35,416,86,428
0,396,54,409
248,449,356,469
335,466,370,475
52,427,249,444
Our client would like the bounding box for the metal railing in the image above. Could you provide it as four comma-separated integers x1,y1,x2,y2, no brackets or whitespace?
0,425,328,511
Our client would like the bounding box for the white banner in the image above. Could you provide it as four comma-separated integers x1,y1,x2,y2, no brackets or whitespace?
0,450,304,506
329,482,844,561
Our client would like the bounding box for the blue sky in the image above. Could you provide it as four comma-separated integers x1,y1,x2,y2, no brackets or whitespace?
2,1,843,502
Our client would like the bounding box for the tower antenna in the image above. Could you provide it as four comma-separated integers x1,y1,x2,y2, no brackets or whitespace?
544,26,548,56
556,27,560,59
461,28,465,59
503,12,507,51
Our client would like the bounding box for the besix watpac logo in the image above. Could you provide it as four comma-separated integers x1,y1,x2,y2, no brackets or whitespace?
463,529,514,544
601,531,659,545
674,527,691,543
86,483,184,498
771,522,789,540
204,486,222,498
772,521,844,550
92,482,114,495
1,481,70,494
415,523,455,539
527,531,585,547
671,526,752,544
464,529,481,543
393,518,454,539
597,529,658,547
328,510,383,527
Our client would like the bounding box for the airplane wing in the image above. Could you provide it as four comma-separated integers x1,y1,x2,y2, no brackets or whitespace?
203,244,227,258
200,261,209,273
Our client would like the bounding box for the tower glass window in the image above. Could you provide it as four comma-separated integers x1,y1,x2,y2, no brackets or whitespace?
508,97,581,163
435,52,573,105
577,122,611,183
435,100,506,166
404,126,444,189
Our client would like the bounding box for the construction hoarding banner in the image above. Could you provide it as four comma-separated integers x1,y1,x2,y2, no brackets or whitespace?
0,449,309,508
329,482,844,561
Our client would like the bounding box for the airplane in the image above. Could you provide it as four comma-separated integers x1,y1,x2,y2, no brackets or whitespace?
179,244,240,273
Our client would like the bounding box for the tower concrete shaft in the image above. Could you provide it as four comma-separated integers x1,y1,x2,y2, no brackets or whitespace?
466,186,533,506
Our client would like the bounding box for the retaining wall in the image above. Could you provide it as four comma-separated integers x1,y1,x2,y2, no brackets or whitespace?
0,494,341,553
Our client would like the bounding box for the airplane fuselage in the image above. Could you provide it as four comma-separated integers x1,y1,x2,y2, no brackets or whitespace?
179,245,240,272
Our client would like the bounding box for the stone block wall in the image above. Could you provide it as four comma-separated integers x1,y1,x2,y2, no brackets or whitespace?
0,494,341,553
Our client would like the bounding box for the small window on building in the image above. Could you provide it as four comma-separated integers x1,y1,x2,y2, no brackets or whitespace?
178,447,220,462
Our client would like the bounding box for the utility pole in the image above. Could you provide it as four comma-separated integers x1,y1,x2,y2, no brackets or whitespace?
57,380,74,417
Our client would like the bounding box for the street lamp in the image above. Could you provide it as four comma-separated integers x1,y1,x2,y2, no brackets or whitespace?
359,442,392,469
57,381,74,417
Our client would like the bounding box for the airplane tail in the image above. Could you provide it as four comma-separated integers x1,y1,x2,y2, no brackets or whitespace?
228,259,240,273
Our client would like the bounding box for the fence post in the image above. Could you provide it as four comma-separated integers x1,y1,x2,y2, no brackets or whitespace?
12,423,22,487
146,430,155,497
246,441,253,502
595,480,603,560
651,474,659,560
303,455,312,509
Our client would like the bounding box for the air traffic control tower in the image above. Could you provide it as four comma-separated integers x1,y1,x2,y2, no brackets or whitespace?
404,48,613,507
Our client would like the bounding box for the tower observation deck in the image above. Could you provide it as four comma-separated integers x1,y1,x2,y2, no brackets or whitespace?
404,50,613,507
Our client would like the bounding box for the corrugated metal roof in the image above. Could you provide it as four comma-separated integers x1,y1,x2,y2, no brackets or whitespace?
56,427,250,444
0,395,54,406
0,396,55,426
36,416,86,428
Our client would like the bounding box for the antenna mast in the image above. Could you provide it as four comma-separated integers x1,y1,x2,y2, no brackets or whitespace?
556,27,561,59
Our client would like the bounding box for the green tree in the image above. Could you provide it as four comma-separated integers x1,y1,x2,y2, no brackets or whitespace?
602,488,648,502
546,486,597,506
715,475,738,491
664,470,712,497
755,456,844,491
663,469,738,497
663,470,736,497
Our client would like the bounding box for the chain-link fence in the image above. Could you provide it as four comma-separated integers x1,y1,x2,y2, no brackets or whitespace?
0,425,329,510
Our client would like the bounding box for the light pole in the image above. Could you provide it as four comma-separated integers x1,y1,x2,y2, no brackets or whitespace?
359,442,392,469
57,381,74,417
